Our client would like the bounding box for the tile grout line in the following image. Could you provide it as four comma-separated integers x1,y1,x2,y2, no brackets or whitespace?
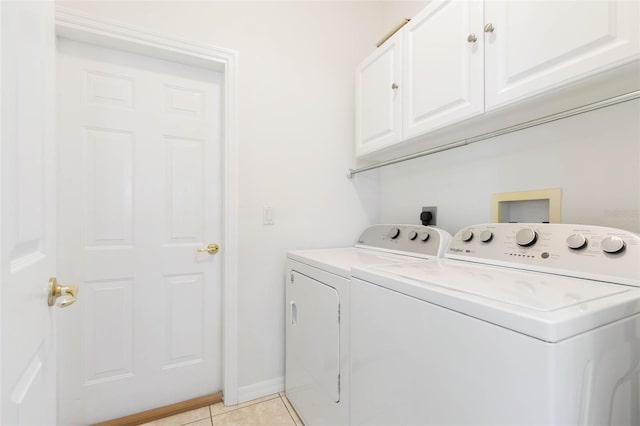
279,395,298,425
178,408,211,426
158,394,292,426
210,394,281,419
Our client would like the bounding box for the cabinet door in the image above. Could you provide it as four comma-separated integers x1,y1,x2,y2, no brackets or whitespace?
403,0,484,140
485,0,640,111
355,31,402,156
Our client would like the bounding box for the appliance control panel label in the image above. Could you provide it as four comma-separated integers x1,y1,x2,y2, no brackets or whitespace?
356,224,452,258
446,223,640,286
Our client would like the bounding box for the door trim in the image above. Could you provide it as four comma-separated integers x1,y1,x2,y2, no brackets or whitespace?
54,7,240,405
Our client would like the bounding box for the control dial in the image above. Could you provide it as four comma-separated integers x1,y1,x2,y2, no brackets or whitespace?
516,228,538,247
408,230,418,241
480,230,493,243
460,230,474,242
389,227,400,239
420,232,430,242
566,233,587,250
601,236,625,254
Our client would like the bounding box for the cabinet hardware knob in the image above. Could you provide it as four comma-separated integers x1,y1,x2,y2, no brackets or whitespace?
391,83,399,90
467,33,477,43
484,23,495,33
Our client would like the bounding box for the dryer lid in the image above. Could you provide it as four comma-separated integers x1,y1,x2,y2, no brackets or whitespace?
287,247,418,278
353,260,640,342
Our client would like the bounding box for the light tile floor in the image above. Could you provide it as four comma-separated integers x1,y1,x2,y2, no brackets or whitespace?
141,393,303,426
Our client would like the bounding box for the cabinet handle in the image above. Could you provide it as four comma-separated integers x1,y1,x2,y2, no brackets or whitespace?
467,33,477,43
391,83,399,90
484,23,495,33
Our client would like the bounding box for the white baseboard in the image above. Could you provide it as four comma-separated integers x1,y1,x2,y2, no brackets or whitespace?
237,376,285,404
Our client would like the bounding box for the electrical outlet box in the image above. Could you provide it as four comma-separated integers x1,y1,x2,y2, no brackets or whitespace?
491,188,561,223
421,206,437,226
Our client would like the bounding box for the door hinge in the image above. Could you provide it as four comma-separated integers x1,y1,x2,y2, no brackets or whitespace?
338,304,341,324
290,273,294,283
338,373,341,393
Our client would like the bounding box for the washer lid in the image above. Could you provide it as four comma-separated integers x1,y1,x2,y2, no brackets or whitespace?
353,260,640,342
287,247,418,278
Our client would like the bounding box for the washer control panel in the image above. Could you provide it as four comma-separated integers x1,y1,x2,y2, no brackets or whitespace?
447,223,640,286
356,224,452,258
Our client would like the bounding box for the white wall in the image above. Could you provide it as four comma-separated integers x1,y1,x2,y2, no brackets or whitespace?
377,99,640,234
378,0,429,31
57,0,386,397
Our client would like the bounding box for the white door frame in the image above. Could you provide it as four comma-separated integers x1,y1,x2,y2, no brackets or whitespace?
54,7,240,406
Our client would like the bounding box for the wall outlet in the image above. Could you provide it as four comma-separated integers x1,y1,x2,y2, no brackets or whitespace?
421,206,437,226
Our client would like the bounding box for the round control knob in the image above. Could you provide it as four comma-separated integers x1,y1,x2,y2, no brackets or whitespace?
389,227,400,239
601,236,625,254
460,230,474,242
480,230,493,243
420,232,430,242
408,230,418,241
516,228,538,247
566,233,587,250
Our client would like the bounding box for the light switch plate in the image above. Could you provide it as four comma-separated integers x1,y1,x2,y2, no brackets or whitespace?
263,206,274,225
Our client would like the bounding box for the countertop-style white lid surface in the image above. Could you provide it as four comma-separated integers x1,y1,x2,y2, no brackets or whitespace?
353,259,640,342
288,247,424,278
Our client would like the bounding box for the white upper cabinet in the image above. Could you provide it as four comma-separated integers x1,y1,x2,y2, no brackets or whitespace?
355,0,639,158
403,0,484,139
355,31,403,157
485,0,640,110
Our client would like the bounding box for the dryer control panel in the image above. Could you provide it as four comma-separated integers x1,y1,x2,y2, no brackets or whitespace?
356,224,452,259
447,223,640,286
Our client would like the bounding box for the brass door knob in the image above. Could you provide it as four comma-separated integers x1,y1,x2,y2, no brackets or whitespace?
467,33,477,43
196,243,220,255
48,277,78,308
484,23,495,33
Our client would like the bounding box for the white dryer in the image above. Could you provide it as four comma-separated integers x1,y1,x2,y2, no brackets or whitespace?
285,224,451,426
350,223,640,426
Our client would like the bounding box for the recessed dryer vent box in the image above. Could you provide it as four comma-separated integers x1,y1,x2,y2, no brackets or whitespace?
491,188,562,223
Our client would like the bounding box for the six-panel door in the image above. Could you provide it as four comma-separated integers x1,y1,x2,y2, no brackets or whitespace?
56,38,223,424
1,2,57,424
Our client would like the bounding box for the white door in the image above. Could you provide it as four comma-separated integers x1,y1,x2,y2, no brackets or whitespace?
402,0,484,139
355,31,403,157
484,0,640,110
56,39,223,425
0,2,58,425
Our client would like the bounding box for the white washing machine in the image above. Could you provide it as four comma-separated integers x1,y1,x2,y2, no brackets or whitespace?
285,224,451,426
350,223,640,426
